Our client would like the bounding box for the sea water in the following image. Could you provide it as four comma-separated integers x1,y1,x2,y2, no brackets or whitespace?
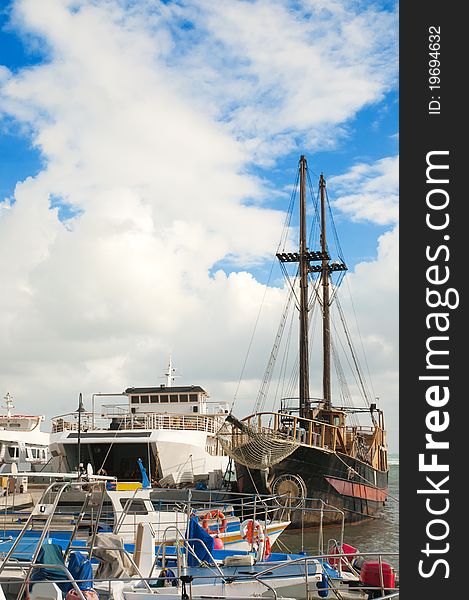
280,455,399,570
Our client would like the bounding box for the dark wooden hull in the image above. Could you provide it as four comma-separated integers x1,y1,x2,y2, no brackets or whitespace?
235,445,388,526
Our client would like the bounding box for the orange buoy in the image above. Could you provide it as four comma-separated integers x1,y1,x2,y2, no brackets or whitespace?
201,509,227,534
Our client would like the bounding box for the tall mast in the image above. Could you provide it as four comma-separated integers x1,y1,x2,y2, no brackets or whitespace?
299,155,310,418
277,158,346,417
320,174,332,408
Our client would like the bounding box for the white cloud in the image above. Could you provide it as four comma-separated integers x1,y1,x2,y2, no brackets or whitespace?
166,0,398,161
0,0,398,450
330,156,399,225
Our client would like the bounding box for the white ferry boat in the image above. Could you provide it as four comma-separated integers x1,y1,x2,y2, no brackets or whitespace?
49,366,230,486
0,393,50,474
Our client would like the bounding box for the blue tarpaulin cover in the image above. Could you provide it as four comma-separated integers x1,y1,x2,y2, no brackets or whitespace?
186,516,214,566
30,543,68,592
66,552,94,591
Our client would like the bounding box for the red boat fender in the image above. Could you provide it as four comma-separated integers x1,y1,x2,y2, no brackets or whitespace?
329,543,357,568
359,561,395,589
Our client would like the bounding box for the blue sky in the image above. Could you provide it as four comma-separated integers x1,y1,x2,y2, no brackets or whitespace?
0,0,398,449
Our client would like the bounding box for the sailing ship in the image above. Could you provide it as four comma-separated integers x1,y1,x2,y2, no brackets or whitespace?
218,156,389,525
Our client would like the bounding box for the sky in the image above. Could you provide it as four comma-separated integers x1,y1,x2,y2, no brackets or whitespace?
0,0,399,451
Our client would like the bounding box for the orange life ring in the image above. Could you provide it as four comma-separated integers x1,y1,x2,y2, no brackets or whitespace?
241,519,262,544
263,535,272,560
201,509,227,534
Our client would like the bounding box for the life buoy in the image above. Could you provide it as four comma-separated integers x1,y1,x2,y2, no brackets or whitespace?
201,509,227,534
263,535,271,560
241,519,263,544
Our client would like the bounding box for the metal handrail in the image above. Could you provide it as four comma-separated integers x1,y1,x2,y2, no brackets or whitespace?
252,550,399,595
150,528,280,600
51,411,228,434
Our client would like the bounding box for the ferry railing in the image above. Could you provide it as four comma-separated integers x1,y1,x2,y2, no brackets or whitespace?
51,411,228,434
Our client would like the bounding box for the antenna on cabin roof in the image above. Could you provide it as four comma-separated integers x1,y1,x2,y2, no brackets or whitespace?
161,355,181,387
3,392,14,418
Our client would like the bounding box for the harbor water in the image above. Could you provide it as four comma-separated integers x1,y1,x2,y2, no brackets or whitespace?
280,456,399,569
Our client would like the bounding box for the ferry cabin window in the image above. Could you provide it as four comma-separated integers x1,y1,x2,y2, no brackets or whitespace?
131,397,140,404
8,446,19,458
150,395,159,403
119,498,148,515
170,394,178,402
160,395,169,403
333,416,340,427
140,395,150,403
189,394,198,402
180,394,188,402
193,406,198,413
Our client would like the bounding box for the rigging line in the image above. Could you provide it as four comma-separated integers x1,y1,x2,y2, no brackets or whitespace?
329,305,366,405
280,260,300,308
279,291,301,410
331,338,359,426
285,340,300,405
307,272,322,311
281,275,301,402
343,274,377,402
306,167,320,248
232,217,295,413
331,337,353,406
255,284,296,413
281,278,319,407
242,162,300,413
325,187,346,263
271,303,296,414
280,168,300,253
307,281,321,361
310,283,363,408
335,295,372,405
328,272,345,306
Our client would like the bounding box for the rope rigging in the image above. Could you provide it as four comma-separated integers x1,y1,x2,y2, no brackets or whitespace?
253,167,363,416
231,161,376,433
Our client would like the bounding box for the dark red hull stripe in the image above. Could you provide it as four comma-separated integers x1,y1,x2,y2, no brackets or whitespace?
325,476,388,502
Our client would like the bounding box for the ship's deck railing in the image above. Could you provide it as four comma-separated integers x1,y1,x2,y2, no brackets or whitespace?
239,411,348,453
51,411,228,434
346,425,376,435
237,412,385,466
